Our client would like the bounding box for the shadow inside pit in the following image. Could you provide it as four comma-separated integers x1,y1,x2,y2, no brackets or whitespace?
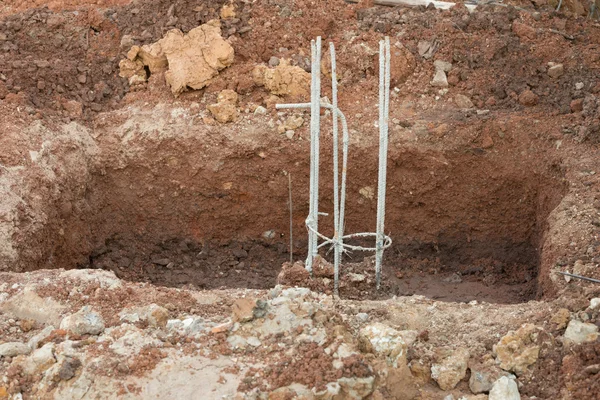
85,234,538,304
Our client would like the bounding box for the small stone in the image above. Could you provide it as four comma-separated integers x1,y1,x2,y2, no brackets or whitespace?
232,248,248,259
147,304,169,328
590,298,600,309
550,308,570,329
547,63,564,79
208,102,238,123
493,324,540,375
58,357,81,381
349,273,366,283
60,306,105,336
120,34,134,50
232,298,257,323
283,115,304,130
19,319,35,332
359,323,408,366
78,74,87,84
246,336,261,347
418,41,433,58
433,60,452,72
127,45,140,61
268,56,280,67
63,100,83,117
220,4,236,19
253,60,311,97
481,134,494,149
118,58,145,79
23,343,55,375
570,98,584,113
227,335,247,349
563,320,599,345
0,342,31,357
356,313,369,323
28,326,55,350
583,364,600,375
518,90,538,107
254,106,267,115
217,89,239,105
443,273,463,283
285,130,294,139
359,186,375,200
277,261,310,285
431,69,448,88
337,376,375,400
129,75,146,86
489,376,520,400
431,347,470,391
469,362,512,394
575,82,584,90
454,94,474,109
152,258,171,266
263,230,276,239
211,321,232,334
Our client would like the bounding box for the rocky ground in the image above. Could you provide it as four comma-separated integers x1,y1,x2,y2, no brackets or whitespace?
1,0,600,399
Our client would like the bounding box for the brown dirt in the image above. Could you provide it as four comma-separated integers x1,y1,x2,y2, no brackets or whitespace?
2,0,600,398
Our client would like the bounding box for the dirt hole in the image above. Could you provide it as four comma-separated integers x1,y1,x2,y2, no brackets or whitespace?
22,133,566,304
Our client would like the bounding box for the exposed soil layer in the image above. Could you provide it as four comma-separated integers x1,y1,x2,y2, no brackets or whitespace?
2,0,600,398
46,122,566,304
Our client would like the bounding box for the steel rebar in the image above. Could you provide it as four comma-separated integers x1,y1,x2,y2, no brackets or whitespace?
276,38,392,292
306,38,322,273
330,42,342,296
375,37,391,290
557,271,600,284
288,173,293,263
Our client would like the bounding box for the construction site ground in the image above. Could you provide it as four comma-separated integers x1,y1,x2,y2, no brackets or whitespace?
0,0,600,399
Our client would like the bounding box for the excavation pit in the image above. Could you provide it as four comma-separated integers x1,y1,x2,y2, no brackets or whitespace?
1,115,567,305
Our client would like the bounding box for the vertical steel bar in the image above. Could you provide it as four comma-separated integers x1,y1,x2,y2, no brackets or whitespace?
305,39,317,272
288,173,293,264
375,37,391,290
311,37,322,266
330,42,341,296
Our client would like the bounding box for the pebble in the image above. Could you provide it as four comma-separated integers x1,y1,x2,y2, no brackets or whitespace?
60,306,105,336
356,313,369,323
489,376,520,400
431,69,448,88
563,320,599,344
431,347,470,390
23,343,55,375
518,90,538,107
590,298,600,309
268,56,280,67
254,106,267,115
0,342,31,357
493,323,541,375
575,82,584,90
547,62,564,79
58,357,81,381
454,94,474,109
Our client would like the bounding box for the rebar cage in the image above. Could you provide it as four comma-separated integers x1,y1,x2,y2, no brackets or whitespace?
277,36,393,295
